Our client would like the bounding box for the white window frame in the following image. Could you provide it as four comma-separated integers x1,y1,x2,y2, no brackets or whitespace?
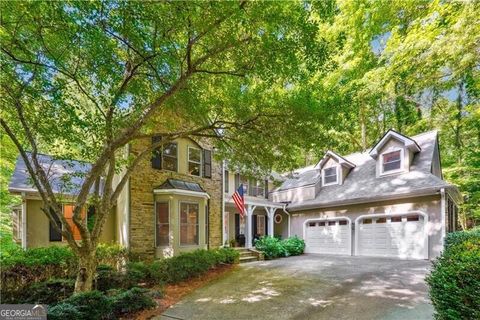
179,201,200,247
187,146,202,177
322,166,339,186
380,148,404,176
257,215,266,236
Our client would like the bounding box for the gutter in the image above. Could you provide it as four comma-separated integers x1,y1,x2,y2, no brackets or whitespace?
287,186,447,212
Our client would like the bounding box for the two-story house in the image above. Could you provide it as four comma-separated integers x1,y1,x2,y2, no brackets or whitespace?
8,129,460,260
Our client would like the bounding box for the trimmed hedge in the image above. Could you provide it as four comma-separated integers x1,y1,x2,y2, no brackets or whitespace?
254,236,305,259
426,228,480,319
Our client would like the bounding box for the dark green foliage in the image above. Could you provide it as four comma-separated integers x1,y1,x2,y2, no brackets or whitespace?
254,236,306,259
281,236,306,256
18,278,74,305
47,303,82,320
111,287,156,316
0,244,126,303
61,290,113,320
95,265,126,292
426,229,480,319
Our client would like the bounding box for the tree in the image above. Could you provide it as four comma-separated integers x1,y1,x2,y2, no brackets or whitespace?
0,1,334,292
303,0,480,227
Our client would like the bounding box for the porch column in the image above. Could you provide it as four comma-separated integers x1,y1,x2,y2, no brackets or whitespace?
265,207,275,237
245,204,256,248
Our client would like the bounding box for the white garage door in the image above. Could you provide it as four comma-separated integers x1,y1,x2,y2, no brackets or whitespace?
356,213,427,259
305,218,351,255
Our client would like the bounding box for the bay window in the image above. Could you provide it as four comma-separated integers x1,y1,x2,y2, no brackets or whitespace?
156,202,169,246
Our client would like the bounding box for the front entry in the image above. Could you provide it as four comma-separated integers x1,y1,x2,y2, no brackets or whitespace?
234,213,268,247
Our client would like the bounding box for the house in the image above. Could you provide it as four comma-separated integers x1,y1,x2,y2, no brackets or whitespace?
8,129,460,260
270,129,461,259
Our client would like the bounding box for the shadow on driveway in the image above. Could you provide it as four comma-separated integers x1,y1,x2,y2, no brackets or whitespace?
158,254,433,320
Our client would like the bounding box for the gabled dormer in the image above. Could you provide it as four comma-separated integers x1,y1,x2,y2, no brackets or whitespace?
369,129,421,177
315,150,356,186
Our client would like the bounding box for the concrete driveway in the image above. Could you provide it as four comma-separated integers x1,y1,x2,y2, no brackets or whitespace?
159,255,433,320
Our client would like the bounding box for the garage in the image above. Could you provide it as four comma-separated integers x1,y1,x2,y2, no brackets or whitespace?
355,212,428,259
304,217,351,255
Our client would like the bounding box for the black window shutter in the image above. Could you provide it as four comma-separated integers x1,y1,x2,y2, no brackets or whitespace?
49,209,62,242
264,179,269,199
203,149,212,178
151,136,162,170
234,173,240,190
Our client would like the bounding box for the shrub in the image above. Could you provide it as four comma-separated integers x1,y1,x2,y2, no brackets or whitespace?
426,229,480,319
95,265,126,292
60,290,113,320
282,236,305,256
18,278,74,305
1,244,127,303
254,236,306,259
254,236,286,259
111,287,156,316
47,303,82,320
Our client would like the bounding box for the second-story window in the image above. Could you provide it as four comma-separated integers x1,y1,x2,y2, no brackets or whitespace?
323,167,338,185
163,143,178,172
188,147,202,176
382,150,402,173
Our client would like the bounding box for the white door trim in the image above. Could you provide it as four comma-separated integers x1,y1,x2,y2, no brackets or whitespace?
303,216,352,255
354,210,429,259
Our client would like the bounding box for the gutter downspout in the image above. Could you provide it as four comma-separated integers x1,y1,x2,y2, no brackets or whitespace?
221,160,226,247
21,192,27,249
283,205,291,238
440,188,446,247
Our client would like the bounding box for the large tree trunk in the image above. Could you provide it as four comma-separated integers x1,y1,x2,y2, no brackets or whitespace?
74,250,97,293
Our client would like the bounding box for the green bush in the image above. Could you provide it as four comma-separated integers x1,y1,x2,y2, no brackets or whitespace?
282,236,305,256
60,290,113,320
111,287,156,316
254,236,286,259
47,303,82,320
18,278,74,305
254,236,305,259
1,244,127,303
426,229,480,319
95,265,127,292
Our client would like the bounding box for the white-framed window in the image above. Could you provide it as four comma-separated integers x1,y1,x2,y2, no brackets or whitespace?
188,147,202,176
322,166,338,186
155,202,169,247
180,202,199,246
380,148,403,174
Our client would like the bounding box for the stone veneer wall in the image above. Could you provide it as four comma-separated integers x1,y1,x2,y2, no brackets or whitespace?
129,137,222,260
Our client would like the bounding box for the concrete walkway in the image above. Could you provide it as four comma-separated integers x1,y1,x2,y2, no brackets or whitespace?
158,255,433,320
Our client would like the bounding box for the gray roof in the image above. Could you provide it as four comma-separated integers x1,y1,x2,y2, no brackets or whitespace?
155,179,205,193
279,130,459,211
9,152,92,196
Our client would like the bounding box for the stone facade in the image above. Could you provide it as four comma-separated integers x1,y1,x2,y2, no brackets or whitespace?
128,137,222,260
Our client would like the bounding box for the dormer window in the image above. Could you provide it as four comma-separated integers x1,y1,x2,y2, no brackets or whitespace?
322,166,338,186
381,149,403,174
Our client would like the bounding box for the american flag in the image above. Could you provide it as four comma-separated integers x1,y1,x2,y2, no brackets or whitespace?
232,184,245,217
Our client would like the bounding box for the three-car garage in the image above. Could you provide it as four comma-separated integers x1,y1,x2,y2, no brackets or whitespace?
304,211,428,259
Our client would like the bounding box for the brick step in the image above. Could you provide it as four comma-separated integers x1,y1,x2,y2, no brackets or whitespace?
239,256,259,263
239,251,255,256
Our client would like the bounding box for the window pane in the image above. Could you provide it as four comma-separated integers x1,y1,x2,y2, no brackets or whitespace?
180,203,199,245
188,162,200,176
324,175,337,184
189,148,201,163
163,157,177,171
324,167,337,184
383,151,401,172
156,202,169,246
163,143,177,157
324,167,336,176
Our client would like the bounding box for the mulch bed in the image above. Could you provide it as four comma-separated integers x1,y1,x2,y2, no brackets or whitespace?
127,264,237,319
